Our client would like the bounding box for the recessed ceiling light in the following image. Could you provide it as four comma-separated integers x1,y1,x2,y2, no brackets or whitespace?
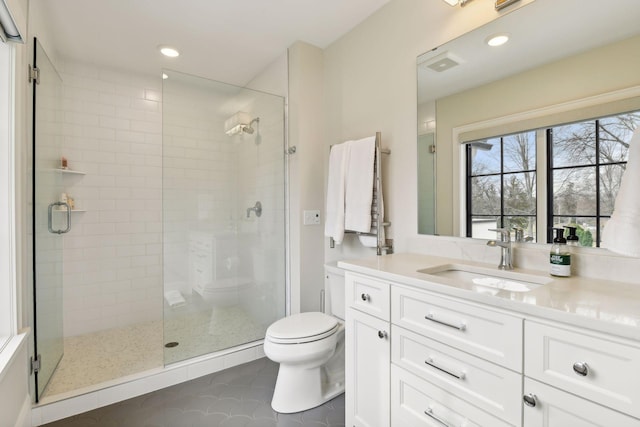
162,73,169,80
159,46,180,58
486,33,510,47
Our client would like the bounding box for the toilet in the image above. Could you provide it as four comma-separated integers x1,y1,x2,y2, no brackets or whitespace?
264,264,345,413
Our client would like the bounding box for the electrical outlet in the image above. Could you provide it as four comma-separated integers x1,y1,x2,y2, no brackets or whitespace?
303,210,321,225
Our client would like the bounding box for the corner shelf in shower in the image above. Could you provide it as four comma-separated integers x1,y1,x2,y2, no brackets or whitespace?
54,168,87,212
56,168,86,175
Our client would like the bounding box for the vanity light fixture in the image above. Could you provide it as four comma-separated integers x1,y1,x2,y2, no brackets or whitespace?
495,0,520,11
159,46,180,58
443,0,472,6
486,33,510,47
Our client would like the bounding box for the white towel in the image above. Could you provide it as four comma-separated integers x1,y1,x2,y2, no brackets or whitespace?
164,290,186,308
325,142,351,244
345,136,376,232
602,128,640,257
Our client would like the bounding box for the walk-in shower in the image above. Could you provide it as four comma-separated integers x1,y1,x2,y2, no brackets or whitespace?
31,40,286,402
161,70,286,365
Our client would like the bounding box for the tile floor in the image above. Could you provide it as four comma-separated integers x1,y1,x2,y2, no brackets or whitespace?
42,358,346,427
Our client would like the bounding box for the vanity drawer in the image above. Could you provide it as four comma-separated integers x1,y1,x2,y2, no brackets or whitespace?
392,325,522,425
346,272,390,321
525,320,640,419
392,286,523,371
523,377,640,426
391,365,512,427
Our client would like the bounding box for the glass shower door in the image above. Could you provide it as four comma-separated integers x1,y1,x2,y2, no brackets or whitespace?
32,39,66,400
162,70,286,364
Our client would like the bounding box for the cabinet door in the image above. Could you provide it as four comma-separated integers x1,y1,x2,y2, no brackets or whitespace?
346,308,390,427
523,378,640,427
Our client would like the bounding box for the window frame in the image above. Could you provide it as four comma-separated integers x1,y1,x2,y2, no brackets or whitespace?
465,133,538,239
0,40,17,352
462,112,636,246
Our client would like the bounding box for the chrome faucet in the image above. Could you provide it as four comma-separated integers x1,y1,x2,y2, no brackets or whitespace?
487,228,513,270
512,227,533,243
246,201,262,218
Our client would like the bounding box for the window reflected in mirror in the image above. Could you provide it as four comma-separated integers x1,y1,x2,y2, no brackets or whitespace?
465,110,639,245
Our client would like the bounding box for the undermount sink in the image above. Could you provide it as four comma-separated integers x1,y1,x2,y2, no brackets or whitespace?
417,264,552,293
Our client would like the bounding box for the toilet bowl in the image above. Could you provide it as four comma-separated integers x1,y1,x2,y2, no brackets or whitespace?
264,263,346,413
264,312,345,413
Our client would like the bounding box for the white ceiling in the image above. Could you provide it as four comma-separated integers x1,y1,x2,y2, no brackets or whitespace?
36,0,391,86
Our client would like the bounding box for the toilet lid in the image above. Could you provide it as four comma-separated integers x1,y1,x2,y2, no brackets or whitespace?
267,312,338,343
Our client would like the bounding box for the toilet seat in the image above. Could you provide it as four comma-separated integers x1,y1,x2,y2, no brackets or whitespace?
266,312,339,344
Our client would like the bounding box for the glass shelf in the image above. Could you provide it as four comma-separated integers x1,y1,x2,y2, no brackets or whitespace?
56,168,86,175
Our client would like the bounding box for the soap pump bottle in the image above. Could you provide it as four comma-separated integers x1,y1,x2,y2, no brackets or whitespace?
550,228,571,277
566,226,579,247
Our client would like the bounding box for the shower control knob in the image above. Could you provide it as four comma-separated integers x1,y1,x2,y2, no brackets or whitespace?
378,330,388,339
573,361,589,376
361,293,370,302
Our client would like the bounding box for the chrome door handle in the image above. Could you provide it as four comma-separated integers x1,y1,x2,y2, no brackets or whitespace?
425,313,466,331
573,361,589,377
523,393,537,407
361,293,370,301
424,407,451,427
48,202,71,234
425,356,466,380
377,330,388,339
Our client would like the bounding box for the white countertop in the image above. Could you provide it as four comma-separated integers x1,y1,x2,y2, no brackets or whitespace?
338,253,640,342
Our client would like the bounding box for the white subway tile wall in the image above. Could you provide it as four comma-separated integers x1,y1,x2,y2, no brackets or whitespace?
57,63,286,341
59,61,163,336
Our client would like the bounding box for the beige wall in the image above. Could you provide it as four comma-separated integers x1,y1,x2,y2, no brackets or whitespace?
288,41,326,312
322,0,533,261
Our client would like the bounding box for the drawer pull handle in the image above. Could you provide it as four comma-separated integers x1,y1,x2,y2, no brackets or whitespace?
573,361,589,377
424,406,451,427
377,330,388,339
425,313,466,331
360,293,370,302
425,357,466,380
523,393,537,407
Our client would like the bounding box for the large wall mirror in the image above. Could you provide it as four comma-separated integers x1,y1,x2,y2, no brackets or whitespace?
417,0,640,248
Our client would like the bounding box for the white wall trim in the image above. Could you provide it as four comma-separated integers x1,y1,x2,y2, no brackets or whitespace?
17,395,32,427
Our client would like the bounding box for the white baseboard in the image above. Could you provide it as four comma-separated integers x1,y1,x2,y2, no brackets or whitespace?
17,395,31,427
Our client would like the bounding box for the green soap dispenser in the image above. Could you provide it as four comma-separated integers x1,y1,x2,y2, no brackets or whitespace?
550,228,571,277
566,226,579,247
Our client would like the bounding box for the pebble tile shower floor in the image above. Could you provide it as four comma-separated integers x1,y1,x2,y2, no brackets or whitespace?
42,358,346,427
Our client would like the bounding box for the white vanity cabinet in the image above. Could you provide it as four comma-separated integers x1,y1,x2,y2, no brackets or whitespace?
523,320,640,426
344,265,640,427
391,285,523,427
345,272,391,427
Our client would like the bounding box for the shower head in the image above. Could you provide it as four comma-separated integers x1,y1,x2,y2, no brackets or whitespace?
242,117,259,134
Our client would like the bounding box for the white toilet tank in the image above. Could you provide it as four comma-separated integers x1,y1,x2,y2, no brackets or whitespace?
324,263,345,320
